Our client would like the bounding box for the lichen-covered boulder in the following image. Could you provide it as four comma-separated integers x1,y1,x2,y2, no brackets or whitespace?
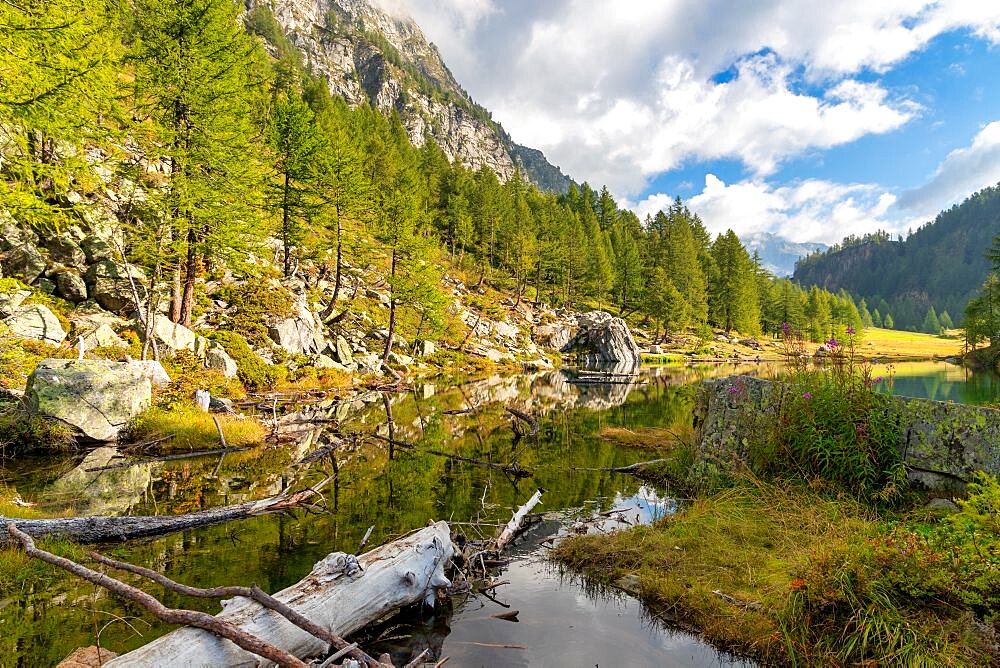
533,323,574,350
1,244,47,285
80,235,114,264
205,342,238,377
80,323,128,349
26,359,153,442
269,301,326,355
0,288,31,318
84,260,146,313
141,314,196,354
3,304,67,344
54,268,88,303
560,310,642,369
45,235,87,269
334,334,354,365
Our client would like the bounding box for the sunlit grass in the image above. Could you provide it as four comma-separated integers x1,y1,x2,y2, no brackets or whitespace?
125,404,266,451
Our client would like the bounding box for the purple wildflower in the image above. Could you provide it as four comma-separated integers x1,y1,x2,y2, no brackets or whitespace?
846,326,856,335
782,322,791,335
855,424,868,436
874,376,883,384
802,391,813,399
826,338,839,349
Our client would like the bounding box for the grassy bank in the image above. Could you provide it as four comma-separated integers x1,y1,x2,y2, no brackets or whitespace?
554,478,998,666
557,335,999,666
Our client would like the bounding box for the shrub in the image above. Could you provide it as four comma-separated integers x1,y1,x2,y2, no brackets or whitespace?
209,331,286,391
752,326,906,502
0,398,76,455
214,282,294,347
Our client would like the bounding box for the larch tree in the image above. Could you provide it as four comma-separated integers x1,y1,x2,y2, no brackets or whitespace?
127,0,269,327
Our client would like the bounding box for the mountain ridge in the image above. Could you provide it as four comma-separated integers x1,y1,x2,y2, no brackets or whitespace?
253,0,573,192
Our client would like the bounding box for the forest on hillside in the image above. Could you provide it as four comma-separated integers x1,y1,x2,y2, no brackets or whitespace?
2,0,862,344
793,185,1000,333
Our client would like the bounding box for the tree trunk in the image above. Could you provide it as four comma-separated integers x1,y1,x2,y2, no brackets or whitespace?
382,249,398,365
282,169,292,278
106,522,454,667
331,208,343,306
181,231,198,328
0,483,327,544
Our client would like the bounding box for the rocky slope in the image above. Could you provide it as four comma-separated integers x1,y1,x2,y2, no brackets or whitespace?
254,0,572,192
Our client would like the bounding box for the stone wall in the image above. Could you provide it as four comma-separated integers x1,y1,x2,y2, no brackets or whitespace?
694,376,1000,493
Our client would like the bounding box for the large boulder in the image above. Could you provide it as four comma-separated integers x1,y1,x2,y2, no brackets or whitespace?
533,323,574,350
205,342,238,378
333,335,354,366
54,268,88,303
26,359,153,442
45,235,86,269
141,314,197,354
1,244,47,285
560,310,642,369
80,235,114,264
3,304,67,344
269,301,326,355
81,323,128,350
0,288,31,318
84,260,146,313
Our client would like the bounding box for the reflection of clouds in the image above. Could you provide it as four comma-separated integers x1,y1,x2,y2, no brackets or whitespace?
611,486,678,526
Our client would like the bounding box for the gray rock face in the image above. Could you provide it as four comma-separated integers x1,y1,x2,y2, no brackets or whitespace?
129,360,171,387
533,323,574,350
80,235,114,264
3,304,67,344
26,359,153,442
561,310,642,369
46,235,86,268
334,335,354,365
269,301,326,355
54,269,88,302
415,339,436,357
205,342,238,378
81,323,128,350
84,260,146,313
1,244,47,285
34,277,55,293
142,314,196,354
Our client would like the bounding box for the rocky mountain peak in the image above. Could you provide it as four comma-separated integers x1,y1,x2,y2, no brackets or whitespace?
254,0,572,192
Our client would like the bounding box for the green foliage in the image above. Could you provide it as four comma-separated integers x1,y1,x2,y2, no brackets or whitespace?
752,330,906,502
209,331,285,391
0,396,76,454
124,403,265,452
213,283,294,347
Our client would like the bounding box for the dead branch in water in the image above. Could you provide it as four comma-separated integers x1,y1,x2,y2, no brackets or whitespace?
506,407,539,439
369,434,532,478
571,459,669,474
6,524,307,668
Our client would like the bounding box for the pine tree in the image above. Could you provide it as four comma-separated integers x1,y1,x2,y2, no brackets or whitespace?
858,298,874,328
268,90,325,277
939,310,954,331
872,308,883,328
0,0,121,232
128,0,270,326
710,230,760,334
884,313,895,329
922,306,942,335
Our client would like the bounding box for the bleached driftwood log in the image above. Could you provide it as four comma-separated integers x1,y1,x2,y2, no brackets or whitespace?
106,521,454,667
492,489,543,552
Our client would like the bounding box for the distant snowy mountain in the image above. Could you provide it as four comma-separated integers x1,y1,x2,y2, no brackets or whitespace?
742,232,828,277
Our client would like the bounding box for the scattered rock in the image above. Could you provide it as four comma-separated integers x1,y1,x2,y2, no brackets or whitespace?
205,342,238,378
1,244,47,285
45,235,87,269
3,304,67,345
84,260,146,313
34,277,56,294
128,359,171,387
414,339,436,357
334,334,354,365
54,269,88,302
58,646,118,668
924,497,960,513
355,353,383,374
493,320,520,340
81,323,128,349
312,354,348,372
269,301,326,355
0,289,31,318
79,236,114,264
142,314,197,354
532,323,573,350
388,351,414,367
26,359,153,442
613,574,642,595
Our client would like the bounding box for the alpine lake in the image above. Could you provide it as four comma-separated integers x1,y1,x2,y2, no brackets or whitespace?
2,360,997,667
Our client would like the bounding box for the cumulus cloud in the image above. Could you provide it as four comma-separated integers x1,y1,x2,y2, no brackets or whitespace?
636,174,908,246
896,121,1000,216
390,0,1000,196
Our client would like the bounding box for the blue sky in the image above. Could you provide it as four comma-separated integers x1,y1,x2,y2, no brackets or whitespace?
387,0,1000,244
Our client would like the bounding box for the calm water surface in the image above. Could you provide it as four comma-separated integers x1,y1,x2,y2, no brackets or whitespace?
0,360,994,666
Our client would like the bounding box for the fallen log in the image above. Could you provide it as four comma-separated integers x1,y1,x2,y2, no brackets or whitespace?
7,525,306,668
492,489,544,552
571,459,669,474
106,522,454,666
0,479,331,544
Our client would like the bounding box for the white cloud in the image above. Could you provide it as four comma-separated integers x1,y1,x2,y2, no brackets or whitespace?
635,174,910,246
897,121,1000,216
388,0,1000,196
